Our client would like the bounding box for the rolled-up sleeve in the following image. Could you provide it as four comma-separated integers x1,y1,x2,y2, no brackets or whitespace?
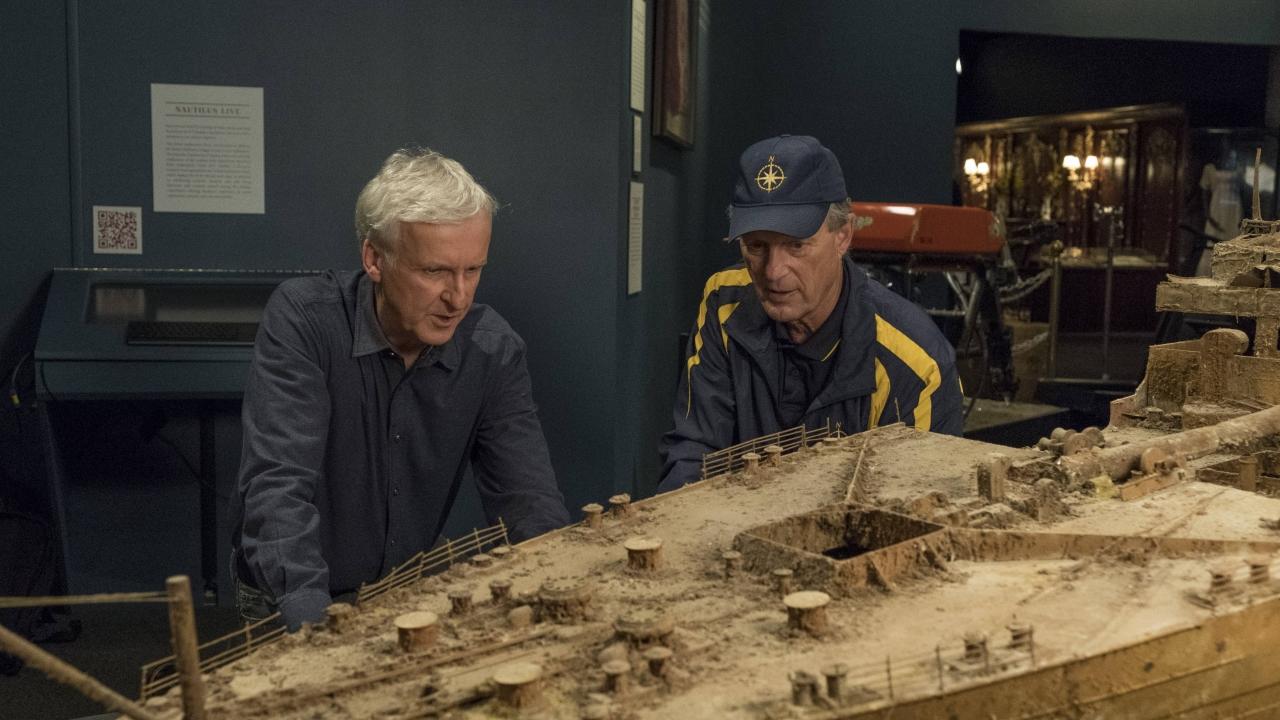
470,334,570,542
237,288,333,629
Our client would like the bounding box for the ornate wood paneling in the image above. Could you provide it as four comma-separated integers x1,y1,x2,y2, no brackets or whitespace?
957,104,1186,266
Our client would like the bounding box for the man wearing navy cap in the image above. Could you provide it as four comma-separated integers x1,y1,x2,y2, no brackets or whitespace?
658,135,964,491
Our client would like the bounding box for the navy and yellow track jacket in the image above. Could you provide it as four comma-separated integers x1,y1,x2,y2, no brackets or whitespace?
658,254,964,491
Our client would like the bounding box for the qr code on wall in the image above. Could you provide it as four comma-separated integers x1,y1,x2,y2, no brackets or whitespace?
92,205,143,254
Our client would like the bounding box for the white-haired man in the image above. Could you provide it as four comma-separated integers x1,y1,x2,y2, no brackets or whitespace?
230,148,569,630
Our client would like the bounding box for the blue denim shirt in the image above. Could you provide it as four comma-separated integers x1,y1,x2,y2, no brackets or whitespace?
230,270,569,628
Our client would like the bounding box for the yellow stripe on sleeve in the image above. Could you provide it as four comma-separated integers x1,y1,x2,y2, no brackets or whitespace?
717,302,740,353
869,357,889,428
685,269,752,416
874,314,941,431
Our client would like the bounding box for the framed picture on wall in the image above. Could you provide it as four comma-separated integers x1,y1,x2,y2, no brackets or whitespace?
652,0,696,148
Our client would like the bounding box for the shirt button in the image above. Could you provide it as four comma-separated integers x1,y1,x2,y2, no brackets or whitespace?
389,538,396,546
392,487,400,496
393,433,403,442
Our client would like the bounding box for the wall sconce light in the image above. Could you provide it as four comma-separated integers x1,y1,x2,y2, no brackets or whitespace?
963,157,990,193
1062,153,1099,191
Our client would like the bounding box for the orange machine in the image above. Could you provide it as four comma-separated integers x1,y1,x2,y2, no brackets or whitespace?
850,202,1005,256
847,201,1016,399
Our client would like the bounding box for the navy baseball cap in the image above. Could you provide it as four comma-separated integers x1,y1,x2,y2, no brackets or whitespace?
727,135,847,241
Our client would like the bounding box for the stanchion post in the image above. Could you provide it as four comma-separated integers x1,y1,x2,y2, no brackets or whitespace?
166,574,206,720
1046,239,1063,378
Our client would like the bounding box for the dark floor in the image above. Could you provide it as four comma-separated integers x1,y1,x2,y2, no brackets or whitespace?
2,604,241,720
0,330,1156,720
1049,331,1151,383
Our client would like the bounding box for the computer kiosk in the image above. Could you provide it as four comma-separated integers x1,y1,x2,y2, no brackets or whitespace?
35,267,315,603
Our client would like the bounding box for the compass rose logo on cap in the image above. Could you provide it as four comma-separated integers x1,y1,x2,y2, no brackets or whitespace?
755,155,785,192
728,135,846,241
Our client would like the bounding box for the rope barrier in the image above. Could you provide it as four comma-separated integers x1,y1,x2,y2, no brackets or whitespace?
0,592,167,609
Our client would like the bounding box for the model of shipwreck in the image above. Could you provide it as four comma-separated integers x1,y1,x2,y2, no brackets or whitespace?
10,184,1280,719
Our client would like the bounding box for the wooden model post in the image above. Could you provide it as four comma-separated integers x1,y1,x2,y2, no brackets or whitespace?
1238,455,1259,492
624,537,663,572
643,645,673,677
963,631,989,664
721,550,743,578
1246,554,1272,584
581,502,604,528
772,567,794,597
1208,563,1235,596
783,591,830,636
977,453,1009,502
448,587,474,616
821,663,848,700
489,578,513,604
763,444,783,467
609,493,633,518
789,670,818,705
602,659,631,694
1007,622,1033,652
394,611,439,653
325,602,356,633
165,575,206,720
493,661,543,708
537,578,595,622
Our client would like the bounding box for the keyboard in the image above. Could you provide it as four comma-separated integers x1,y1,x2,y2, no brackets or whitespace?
125,321,259,346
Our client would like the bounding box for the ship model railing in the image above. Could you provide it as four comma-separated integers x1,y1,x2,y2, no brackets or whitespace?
139,610,284,699
700,420,841,481
354,520,510,607
786,623,1038,709
136,519,510,701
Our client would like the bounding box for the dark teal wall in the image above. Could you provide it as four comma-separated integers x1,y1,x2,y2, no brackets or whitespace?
0,2,71,368
2,1,703,551
697,0,963,275
694,0,1280,278
619,0,715,497
3,0,1278,527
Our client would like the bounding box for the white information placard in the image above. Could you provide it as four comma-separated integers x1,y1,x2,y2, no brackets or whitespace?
151,83,264,214
628,181,644,295
630,0,647,112
632,114,643,175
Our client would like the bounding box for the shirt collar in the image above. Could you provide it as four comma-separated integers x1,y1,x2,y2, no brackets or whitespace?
350,272,460,371
773,266,847,361
726,255,877,399
351,273,389,358
815,257,877,402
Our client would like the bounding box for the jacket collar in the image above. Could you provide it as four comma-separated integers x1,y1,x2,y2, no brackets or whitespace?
724,254,878,409
351,272,459,371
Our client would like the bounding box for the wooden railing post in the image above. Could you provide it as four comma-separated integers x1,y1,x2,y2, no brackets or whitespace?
935,645,944,691
166,575,206,720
